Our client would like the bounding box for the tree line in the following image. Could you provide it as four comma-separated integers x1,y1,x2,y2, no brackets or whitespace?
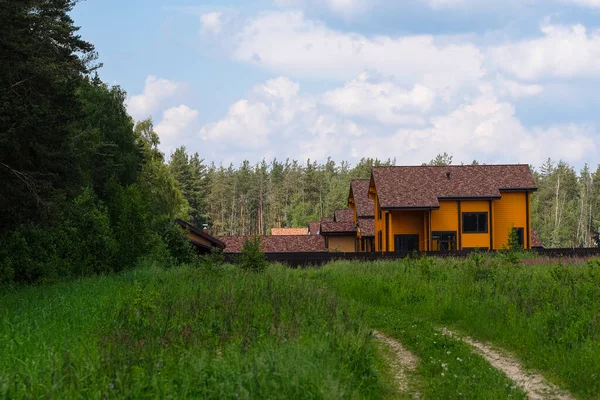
0,1,191,283
1,1,597,284
168,150,600,248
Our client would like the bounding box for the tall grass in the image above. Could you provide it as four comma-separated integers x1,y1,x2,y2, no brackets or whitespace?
316,255,600,399
0,263,386,399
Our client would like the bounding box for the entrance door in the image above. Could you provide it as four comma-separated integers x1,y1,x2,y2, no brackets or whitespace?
394,235,419,252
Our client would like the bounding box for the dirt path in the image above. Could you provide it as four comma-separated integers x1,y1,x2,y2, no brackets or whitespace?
442,328,575,400
373,330,420,398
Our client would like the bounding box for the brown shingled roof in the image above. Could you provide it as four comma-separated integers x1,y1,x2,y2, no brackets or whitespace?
308,222,321,235
218,235,327,253
372,165,537,209
334,208,354,222
271,228,309,236
357,218,375,237
320,221,356,235
350,179,375,218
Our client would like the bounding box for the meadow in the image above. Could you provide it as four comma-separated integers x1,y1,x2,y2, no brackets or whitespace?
1,254,598,399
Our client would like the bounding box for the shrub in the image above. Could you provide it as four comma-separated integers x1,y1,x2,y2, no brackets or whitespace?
237,236,268,273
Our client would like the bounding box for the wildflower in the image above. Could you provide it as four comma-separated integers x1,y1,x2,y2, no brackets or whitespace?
447,351,451,355
441,372,445,377
456,357,462,362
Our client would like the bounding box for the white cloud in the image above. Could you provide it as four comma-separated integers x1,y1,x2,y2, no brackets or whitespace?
155,105,199,138
322,73,434,125
489,23,600,80
559,0,600,8
200,12,222,35
200,100,272,148
350,93,597,166
233,11,484,94
126,76,185,121
495,78,544,99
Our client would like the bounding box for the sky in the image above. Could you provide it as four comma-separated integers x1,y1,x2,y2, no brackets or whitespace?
71,0,600,170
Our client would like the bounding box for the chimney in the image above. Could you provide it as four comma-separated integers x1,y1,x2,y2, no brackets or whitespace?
202,224,209,234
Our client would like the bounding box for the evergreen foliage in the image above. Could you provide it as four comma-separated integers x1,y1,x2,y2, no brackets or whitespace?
0,1,190,283
237,237,268,273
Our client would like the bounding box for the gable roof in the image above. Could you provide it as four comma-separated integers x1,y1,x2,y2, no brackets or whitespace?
334,208,354,222
308,222,321,235
320,221,356,235
175,219,226,249
357,218,375,237
371,165,537,210
218,235,327,253
350,179,375,218
271,228,309,236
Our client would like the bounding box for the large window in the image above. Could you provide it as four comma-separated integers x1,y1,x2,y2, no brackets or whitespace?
462,213,488,233
432,232,457,251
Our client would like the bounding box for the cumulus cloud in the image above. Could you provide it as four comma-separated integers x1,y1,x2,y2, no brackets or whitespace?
489,23,600,80
200,12,222,35
155,105,199,138
200,100,272,148
322,73,435,125
232,11,484,95
126,76,185,121
349,93,597,166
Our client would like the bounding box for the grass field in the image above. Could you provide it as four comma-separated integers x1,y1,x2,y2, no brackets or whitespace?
316,254,600,399
1,254,599,399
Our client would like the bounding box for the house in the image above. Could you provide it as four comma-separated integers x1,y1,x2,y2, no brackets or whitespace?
175,219,226,254
308,221,321,235
219,235,327,253
271,227,309,235
369,165,537,252
348,179,375,252
320,208,357,252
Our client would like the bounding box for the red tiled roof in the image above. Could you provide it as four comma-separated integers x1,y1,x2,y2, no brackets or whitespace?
308,222,321,235
320,221,356,235
271,228,309,236
357,218,375,237
350,180,375,218
372,165,537,209
334,208,354,222
218,235,327,253
321,216,333,222
531,229,543,248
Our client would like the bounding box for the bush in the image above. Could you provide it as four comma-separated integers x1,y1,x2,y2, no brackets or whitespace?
237,236,268,273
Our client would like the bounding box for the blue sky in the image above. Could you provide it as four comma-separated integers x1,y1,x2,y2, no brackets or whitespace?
72,0,600,169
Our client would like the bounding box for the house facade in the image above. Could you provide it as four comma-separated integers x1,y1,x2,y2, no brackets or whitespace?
370,165,537,252
348,179,375,252
320,208,356,252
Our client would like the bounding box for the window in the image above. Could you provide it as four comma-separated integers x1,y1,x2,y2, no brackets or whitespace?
462,213,488,233
378,230,382,251
394,235,419,252
432,232,457,251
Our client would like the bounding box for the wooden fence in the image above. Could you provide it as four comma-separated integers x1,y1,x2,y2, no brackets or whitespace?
223,248,600,268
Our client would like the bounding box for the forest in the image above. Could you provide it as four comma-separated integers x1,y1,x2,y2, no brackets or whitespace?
1,1,599,285
169,150,600,249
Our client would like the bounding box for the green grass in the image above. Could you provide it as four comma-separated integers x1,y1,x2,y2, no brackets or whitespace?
2,255,599,399
313,255,600,399
0,263,386,399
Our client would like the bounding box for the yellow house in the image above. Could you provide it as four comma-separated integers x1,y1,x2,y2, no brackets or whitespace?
320,209,357,252
348,179,375,252
369,165,537,252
